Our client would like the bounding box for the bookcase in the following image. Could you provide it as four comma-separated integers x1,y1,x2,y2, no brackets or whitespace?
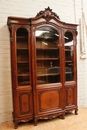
7,7,78,128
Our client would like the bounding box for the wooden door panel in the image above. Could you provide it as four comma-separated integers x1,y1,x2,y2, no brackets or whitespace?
16,89,33,117
19,92,31,114
37,89,62,113
66,88,74,106
40,90,59,110
66,87,75,106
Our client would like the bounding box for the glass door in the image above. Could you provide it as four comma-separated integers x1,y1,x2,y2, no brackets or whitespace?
16,28,30,86
64,31,74,81
35,26,60,85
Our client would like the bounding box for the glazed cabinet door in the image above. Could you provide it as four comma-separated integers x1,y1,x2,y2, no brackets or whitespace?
32,26,64,124
63,30,77,114
12,26,33,128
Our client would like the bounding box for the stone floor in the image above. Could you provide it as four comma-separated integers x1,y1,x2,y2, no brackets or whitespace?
0,107,87,130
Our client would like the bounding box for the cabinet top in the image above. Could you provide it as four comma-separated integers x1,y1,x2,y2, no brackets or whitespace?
7,16,30,25
7,7,78,29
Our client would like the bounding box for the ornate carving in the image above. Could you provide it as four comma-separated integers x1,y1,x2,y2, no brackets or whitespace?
38,112,64,120
14,117,33,129
36,6,60,21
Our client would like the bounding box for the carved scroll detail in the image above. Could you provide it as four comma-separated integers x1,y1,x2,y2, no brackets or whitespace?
36,6,60,21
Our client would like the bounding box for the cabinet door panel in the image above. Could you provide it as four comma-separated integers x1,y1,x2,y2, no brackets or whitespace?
66,87,74,105
40,90,59,110
16,89,33,117
65,83,76,109
19,92,31,114
37,87,62,114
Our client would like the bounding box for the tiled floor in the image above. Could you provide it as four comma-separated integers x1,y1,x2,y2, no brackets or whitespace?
0,107,87,130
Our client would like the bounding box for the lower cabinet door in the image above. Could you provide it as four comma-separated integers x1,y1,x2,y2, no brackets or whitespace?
36,86,64,118
13,87,33,119
18,92,33,116
12,87,33,128
38,89,60,111
64,81,77,112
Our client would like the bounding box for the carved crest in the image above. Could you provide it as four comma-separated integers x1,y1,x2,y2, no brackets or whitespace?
36,7,60,21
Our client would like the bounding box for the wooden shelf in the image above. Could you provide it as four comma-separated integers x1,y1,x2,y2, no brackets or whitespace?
36,48,59,50
65,60,73,63
17,73,29,76
65,72,72,74
36,36,56,40
17,61,29,63
37,58,59,60
65,49,71,51
37,72,72,77
17,48,28,50
37,80,45,84
18,81,30,86
37,73,60,77
17,36,28,39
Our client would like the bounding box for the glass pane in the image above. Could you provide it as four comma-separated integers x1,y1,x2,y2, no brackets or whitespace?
36,26,60,85
16,28,30,86
64,31,74,81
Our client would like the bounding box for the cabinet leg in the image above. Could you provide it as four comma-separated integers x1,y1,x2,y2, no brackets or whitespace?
61,113,65,119
59,113,65,119
34,118,38,126
14,121,18,129
75,109,78,115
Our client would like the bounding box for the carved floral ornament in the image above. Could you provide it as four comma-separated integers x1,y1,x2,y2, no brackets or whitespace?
36,7,60,21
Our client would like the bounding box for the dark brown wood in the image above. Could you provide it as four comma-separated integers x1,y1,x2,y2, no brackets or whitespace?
7,7,78,129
